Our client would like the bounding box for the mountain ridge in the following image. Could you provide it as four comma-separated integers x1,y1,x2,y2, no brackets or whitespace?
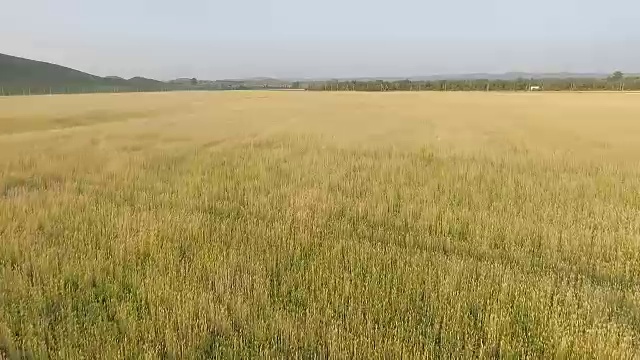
0,53,167,92
0,52,632,93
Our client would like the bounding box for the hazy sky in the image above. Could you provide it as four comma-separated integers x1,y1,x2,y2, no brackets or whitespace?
1,0,638,80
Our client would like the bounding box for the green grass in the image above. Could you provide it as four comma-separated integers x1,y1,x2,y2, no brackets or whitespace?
1,92,640,358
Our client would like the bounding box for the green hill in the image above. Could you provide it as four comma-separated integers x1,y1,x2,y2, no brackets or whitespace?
0,53,169,95
0,52,297,95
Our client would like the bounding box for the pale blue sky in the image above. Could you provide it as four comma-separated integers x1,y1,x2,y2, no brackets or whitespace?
1,0,638,80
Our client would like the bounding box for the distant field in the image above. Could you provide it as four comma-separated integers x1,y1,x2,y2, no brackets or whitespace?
1,92,640,358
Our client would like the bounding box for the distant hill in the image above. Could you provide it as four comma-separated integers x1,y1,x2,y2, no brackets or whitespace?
409,72,611,81
126,76,165,87
0,53,100,88
215,77,292,88
0,53,293,95
1,52,631,95
0,53,170,94
302,72,624,82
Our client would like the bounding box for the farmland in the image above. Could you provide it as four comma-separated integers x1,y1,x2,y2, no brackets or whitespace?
1,91,640,358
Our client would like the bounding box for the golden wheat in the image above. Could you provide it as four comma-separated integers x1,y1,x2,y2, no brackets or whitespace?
1,91,640,358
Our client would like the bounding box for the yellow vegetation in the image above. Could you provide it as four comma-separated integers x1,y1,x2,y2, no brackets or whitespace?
1,91,640,358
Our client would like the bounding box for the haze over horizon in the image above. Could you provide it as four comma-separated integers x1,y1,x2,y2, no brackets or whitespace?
2,0,638,80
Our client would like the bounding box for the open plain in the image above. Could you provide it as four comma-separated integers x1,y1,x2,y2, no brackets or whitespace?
1,91,640,358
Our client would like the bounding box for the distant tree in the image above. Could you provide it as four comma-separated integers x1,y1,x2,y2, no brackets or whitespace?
191,78,198,86
609,71,625,91
611,71,624,81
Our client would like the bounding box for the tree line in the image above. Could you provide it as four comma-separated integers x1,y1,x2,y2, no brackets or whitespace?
305,72,639,92
3,72,638,96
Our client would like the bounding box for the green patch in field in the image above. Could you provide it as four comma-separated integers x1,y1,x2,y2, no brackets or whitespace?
1,173,64,198
0,109,167,135
199,330,234,358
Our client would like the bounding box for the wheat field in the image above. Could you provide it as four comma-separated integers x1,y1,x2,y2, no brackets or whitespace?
1,91,640,358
